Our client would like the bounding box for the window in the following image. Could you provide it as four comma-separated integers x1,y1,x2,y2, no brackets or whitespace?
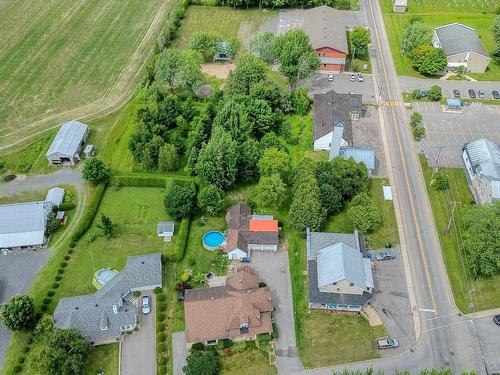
332,282,337,285
207,340,217,345
351,110,359,120
349,282,354,287
240,322,249,334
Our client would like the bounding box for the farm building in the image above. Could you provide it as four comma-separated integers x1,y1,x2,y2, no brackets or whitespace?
184,266,273,346
45,187,65,207
462,138,500,205
157,221,174,242
0,201,53,250
53,253,162,345
46,120,89,165
433,23,490,73
393,0,407,13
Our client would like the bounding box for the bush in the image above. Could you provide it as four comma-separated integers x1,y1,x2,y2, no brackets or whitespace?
157,302,166,312
42,298,51,305
258,281,267,288
58,202,76,211
157,323,165,332
272,323,278,340
59,262,67,268
57,268,65,274
71,183,106,242
157,332,166,342
64,255,70,261
257,333,272,344
133,291,141,297
190,342,205,351
427,85,442,101
157,366,167,375
23,346,30,354
48,290,56,296
55,275,62,281
13,365,22,373
17,356,25,364
412,125,426,141
157,343,166,353
220,339,233,348
4,174,16,182
69,241,77,248
158,356,167,366
110,174,192,188
166,217,190,261
157,293,166,302
68,249,74,254
154,287,163,294
431,172,449,190
180,272,190,282
40,304,48,312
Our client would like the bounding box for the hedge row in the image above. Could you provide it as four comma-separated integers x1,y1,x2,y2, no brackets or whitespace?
158,0,190,52
71,183,106,242
110,174,193,189
165,217,190,262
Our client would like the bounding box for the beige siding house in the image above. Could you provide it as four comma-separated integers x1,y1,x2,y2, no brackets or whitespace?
433,23,490,73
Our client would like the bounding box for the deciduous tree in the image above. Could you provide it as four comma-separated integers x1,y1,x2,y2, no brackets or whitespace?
258,147,290,179
251,31,275,63
330,157,369,200
237,138,262,183
183,350,219,375
96,214,113,238
189,31,222,62
198,185,225,216
225,55,268,96
82,157,110,184
164,184,197,220
400,22,433,55
158,143,180,172
347,193,382,233
0,295,36,331
257,174,286,207
350,27,371,58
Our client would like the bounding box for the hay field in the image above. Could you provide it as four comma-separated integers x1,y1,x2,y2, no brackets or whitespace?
0,0,172,152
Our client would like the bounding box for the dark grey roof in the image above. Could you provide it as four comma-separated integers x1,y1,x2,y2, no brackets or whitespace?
464,138,500,181
302,6,348,52
308,260,371,306
54,253,162,343
46,120,88,158
313,90,362,143
434,23,488,57
157,221,174,235
308,231,359,259
0,201,52,248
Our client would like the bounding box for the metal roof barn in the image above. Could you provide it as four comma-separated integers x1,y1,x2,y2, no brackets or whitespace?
46,120,88,164
45,187,65,207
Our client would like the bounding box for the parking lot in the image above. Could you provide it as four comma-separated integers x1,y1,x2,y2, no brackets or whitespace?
369,246,415,357
308,72,377,105
411,101,500,167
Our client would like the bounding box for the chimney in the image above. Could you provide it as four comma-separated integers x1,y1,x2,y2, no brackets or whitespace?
329,121,344,160
112,305,118,314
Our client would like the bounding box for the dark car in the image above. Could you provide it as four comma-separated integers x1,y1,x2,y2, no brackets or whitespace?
453,89,460,98
494,314,500,326
493,90,500,100
468,89,476,99
478,90,485,99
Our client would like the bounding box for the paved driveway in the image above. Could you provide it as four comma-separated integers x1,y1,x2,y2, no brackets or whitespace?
121,294,156,375
410,101,500,167
250,252,303,374
172,331,187,375
0,249,52,367
369,246,415,357
308,72,377,105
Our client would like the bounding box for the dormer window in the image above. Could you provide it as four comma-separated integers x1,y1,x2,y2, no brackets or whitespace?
240,322,249,334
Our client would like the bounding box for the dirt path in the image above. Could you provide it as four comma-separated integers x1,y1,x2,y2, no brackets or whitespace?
0,0,172,153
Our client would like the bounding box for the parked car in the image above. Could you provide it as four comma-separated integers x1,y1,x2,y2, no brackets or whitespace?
492,90,500,100
453,89,460,98
141,295,151,314
468,89,476,99
376,251,396,261
478,90,485,99
494,314,500,326
377,338,399,349
349,74,356,82
327,73,334,82
356,72,364,82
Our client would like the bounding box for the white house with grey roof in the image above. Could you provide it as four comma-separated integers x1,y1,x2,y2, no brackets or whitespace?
0,201,53,250
53,253,162,345
46,120,89,165
433,23,490,73
462,138,500,205
306,229,373,312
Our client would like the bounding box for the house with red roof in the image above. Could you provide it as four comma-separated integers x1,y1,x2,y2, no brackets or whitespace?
223,203,279,260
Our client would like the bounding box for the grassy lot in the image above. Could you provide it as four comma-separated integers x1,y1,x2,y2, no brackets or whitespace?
419,156,500,313
84,344,119,375
0,0,170,151
219,346,276,375
380,0,500,81
0,190,47,204
173,6,277,50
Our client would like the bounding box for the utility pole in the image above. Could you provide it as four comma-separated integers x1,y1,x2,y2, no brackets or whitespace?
444,201,460,235
431,146,443,179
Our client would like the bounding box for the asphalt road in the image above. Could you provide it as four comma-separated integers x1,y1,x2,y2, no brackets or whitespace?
307,0,499,373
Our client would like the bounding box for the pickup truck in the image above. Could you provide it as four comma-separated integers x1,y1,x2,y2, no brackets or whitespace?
376,338,399,349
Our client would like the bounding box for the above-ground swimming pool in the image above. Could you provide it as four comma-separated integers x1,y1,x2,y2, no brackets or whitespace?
203,231,225,250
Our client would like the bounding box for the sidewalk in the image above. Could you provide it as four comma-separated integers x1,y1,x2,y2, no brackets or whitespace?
467,307,500,319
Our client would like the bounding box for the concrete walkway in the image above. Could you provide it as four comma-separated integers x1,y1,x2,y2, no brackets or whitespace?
172,331,187,375
467,307,500,319
0,167,84,197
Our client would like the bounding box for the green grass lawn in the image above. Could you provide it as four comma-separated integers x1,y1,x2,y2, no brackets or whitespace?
173,6,276,51
84,344,119,375
419,155,500,313
0,0,171,151
380,0,500,81
219,347,276,375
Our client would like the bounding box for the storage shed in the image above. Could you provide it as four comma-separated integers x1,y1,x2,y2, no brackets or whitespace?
46,187,65,207
157,221,174,242
393,0,407,13
46,120,89,165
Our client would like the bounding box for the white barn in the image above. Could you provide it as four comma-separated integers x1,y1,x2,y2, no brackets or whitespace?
46,120,89,165
0,201,53,250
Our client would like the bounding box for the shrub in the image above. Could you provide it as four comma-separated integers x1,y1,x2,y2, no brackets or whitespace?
157,312,166,322
220,339,233,348
157,343,166,353
158,356,167,366
60,262,67,268
68,249,74,254
57,268,65,274
59,202,76,211
166,217,190,261
272,323,278,340
157,302,166,312
110,174,192,188
48,290,56,296
0,295,36,331
412,125,426,141
13,365,22,373
431,172,449,190
23,346,30,353
157,332,166,342
154,287,163,294
157,323,165,332
190,342,205,351
257,333,272,344
55,275,62,281
157,293,166,302
258,281,267,288
71,183,106,242
27,335,34,345
157,366,167,375
40,304,48,312
180,272,190,282
427,85,442,101
64,255,70,261
69,241,77,248
4,174,16,182
133,291,141,298
42,298,51,305
17,356,25,364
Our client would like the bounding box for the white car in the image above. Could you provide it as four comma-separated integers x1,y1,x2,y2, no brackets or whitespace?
327,73,334,82
141,295,151,314
349,74,356,82
356,72,364,82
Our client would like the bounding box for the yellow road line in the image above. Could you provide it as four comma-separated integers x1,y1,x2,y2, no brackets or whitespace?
367,0,437,313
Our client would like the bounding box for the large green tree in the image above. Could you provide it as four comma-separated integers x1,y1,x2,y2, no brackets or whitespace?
155,48,204,93
96,214,113,238
271,30,320,84
492,15,500,43
212,99,251,143
251,31,275,63
329,157,369,200
257,174,287,207
188,31,222,62
164,184,197,220
410,45,447,76
225,55,268,96
158,143,180,172
347,193,382,233
237,138,262,183
400,21,433,55
258,147,290,179
0,295,36,331
183,350,219,375
195,126,238,190
350,27,371,58
197,185,225,216
462,202,500,277
29,328,90,375
82,157,110,184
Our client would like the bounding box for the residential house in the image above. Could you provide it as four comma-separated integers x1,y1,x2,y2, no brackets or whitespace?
46,120,89,165
45,187,65,207
306,229,374,312
157,221,174,242
393,0,407,13
184,266,273,346
0,201,53,250
223,204,279,260
314,90,374,175
53,253,162,345
433,23,490,73
462,138,500,205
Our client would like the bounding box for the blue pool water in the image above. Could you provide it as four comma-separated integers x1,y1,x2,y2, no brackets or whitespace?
203,231,225,249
